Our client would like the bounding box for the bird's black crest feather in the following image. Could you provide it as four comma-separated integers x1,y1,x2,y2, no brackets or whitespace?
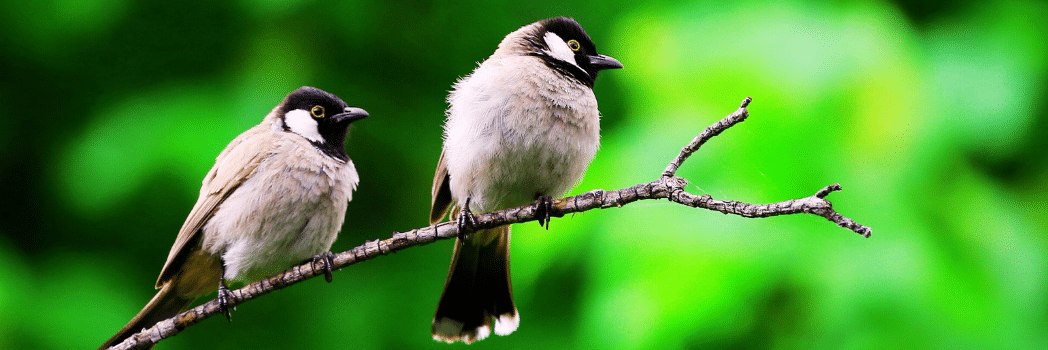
278,86,355,162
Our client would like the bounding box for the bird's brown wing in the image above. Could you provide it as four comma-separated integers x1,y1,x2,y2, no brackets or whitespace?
430,150,455,225
155,125,273,288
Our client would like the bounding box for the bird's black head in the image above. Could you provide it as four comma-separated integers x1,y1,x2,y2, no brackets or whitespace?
278,86,368,162
524,17,622,87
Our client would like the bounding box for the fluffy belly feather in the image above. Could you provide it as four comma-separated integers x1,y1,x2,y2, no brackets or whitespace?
448,110,598,212
444,57,601,213
204,156,353,282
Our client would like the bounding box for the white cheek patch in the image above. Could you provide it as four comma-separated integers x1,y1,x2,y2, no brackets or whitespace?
543,32,580,68
284,109,324,143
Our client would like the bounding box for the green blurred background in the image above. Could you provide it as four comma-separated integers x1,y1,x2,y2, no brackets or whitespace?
1,0,1045,348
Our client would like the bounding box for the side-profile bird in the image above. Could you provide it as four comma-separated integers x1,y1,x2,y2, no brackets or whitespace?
99,86,368,349
430,17,622,343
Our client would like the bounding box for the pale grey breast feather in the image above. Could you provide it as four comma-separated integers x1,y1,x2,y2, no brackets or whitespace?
202,128,357,282
443,48,600,212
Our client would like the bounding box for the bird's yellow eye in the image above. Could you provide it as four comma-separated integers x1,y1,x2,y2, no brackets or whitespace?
311,105,325,118
567,39,580,51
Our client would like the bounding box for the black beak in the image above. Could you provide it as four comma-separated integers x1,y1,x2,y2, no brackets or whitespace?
333,107,369,123
586,54,623,71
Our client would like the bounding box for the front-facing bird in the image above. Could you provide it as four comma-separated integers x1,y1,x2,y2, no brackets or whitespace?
430,17,622,343
99,86,368,349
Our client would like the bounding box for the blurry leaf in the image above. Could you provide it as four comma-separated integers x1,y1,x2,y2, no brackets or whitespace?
925,1,1048,160
1,0,131,58
55,84,243,216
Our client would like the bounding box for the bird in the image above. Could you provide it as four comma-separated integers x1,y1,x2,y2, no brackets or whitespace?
99,86,368,349
429,17,622,343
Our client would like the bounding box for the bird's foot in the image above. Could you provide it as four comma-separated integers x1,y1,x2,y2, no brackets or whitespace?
218,279,236,323
457,198,478,240
312,251,337,283
534,195,555,229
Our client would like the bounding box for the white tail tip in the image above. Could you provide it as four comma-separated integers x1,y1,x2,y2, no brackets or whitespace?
494,312,520,336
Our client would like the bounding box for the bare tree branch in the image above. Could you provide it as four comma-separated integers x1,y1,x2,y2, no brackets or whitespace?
106,97,870,350
663,96,752,178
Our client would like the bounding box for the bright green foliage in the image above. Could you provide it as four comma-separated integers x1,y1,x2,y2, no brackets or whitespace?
0,0,1045,349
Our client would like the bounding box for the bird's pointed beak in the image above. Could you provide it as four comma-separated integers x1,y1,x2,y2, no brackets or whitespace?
333,107,369,123
586,54,623,71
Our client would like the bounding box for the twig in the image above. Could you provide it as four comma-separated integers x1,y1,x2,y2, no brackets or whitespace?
663,96,752,178
106,96,870,350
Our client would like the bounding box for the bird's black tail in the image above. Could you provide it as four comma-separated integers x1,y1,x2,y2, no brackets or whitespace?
432,226,518,343
99,282,195,350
